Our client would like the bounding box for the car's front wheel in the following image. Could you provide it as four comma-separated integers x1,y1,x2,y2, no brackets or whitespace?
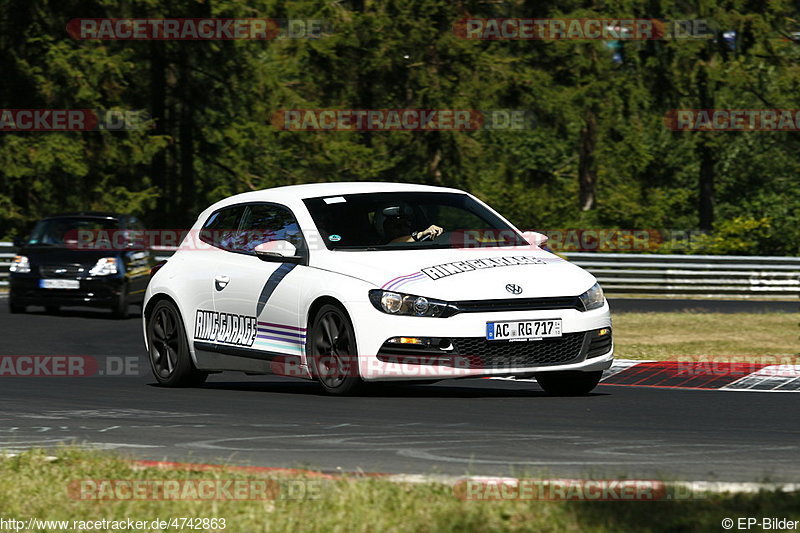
535,370,603,396
307,304,362,395
146,300,208,387
111,287,129,319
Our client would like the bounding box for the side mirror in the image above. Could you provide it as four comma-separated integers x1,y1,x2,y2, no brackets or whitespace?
521,231,548,247
254,240,305,264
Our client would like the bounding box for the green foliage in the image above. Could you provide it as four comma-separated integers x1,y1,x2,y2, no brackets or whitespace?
0,0,798,255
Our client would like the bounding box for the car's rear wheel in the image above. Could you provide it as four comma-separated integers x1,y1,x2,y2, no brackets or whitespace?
147,300,207,387
8,300,25,314
308,304,362,395
535,370,603,396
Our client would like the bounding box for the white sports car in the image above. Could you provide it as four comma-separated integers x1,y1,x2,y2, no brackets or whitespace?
143,182,612,395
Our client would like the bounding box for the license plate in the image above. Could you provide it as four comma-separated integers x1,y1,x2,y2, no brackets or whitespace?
39,279,79,289
486,319,562,341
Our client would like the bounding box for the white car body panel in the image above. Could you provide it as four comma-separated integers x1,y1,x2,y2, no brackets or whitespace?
143,182,613,383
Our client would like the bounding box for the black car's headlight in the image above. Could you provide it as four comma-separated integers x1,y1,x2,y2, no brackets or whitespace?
579,282,605,311
89,257,119,276
368,289,453,318
9,255,30,273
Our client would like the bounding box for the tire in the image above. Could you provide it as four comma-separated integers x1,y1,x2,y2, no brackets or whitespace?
146,300,208,387
8,300,25,314
307,304,362,395
111,289,129,319
535,370,603,396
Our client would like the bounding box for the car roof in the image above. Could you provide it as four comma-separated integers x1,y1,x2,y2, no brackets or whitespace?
207,182,465,211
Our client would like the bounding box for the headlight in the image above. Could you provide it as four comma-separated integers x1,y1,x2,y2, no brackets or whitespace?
89,257,119,276
9,255,30,273
368,290,452,318
579,282,605,311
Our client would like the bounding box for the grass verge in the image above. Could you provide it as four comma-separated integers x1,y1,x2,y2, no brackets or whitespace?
2,448,800,533
612,312,799,360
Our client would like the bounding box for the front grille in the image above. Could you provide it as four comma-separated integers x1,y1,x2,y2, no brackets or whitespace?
452,333,586,369
39,264,85,277
586,329,612,358
450,296,583,315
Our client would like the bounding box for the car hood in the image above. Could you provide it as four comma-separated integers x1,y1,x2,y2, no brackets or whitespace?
311,247,596,300
18,246,118,266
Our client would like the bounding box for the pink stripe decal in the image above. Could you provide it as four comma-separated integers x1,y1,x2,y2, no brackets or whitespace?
381,271,421,289
384,272,426,290
388,274,426,291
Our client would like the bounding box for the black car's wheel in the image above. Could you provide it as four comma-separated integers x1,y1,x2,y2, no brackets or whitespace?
146,300,207,387
535,370,603,396
111,289,129,319
308,304,362,395
8,300,25,314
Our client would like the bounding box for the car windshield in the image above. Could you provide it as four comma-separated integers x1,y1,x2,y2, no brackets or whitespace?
26,217,119,247
303,191,526,250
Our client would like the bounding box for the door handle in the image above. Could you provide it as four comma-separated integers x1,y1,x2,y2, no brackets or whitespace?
214,275,230,291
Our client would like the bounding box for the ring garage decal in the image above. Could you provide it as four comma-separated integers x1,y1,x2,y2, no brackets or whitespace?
195,309,257,347
421,256,546,280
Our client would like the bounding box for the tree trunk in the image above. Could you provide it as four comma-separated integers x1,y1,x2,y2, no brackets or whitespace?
698,141,715,231
696,57,715,231
149,41,168,219
578,109,597,211
178,48,194,224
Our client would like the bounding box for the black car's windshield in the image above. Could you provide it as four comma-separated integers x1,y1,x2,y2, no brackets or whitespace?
303,192,526,250
27,217,118,247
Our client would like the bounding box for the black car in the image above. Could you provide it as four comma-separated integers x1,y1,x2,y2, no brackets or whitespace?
9,212,155,318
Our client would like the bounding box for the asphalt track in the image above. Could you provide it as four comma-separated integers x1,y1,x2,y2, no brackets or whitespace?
1,298,799,482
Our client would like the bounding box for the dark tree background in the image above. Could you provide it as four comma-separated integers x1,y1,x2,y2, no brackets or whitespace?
1,0,798,255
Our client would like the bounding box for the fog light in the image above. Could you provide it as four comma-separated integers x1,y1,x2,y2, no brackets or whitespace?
598,328,610,336
388,337,423,344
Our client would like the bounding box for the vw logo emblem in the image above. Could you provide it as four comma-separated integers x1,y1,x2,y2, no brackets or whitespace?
505,283,522,295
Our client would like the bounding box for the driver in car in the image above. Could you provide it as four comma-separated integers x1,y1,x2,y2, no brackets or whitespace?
382,206,444,243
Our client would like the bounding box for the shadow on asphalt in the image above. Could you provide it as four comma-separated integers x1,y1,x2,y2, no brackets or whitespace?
17,307,143,320
154,380,611,399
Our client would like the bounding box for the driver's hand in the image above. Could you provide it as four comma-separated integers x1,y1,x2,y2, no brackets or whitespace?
418,225,444,239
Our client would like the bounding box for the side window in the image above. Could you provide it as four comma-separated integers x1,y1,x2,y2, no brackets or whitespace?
200,205,246,251
238,204,305,255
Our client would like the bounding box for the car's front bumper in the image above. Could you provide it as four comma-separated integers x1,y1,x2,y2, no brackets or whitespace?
350,300,613,381
9,276,125,308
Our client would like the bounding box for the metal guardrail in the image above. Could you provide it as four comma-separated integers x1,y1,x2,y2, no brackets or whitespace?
564,252,800,299
1,243,798,299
